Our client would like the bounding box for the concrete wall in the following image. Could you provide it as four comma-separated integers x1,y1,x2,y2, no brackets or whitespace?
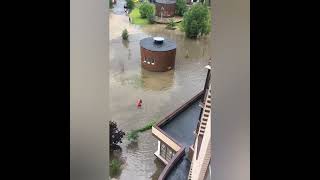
191,112,211,180
189,86,211,180
152,127,181,152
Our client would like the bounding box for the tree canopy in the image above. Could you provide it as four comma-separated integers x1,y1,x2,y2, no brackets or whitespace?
182,4,211,38
110,121,125,151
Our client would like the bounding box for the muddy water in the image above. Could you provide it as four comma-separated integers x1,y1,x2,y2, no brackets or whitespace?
109,1,211,179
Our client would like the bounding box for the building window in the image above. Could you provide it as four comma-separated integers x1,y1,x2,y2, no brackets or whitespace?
160,143,166,158
159,142,175,162
144,57,155,65
165,148,172,161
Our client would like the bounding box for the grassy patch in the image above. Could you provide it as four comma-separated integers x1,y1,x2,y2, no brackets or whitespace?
129,5,149,26
177,21,184,31
110,159,121,177
127,130,139,141
127,119,157,142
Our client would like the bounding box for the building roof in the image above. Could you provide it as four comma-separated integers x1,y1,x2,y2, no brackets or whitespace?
155,0,176,4
160,97,201,147
140,37,176,52
166,155,191,180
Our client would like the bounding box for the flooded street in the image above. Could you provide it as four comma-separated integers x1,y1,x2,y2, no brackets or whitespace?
109,1,211,179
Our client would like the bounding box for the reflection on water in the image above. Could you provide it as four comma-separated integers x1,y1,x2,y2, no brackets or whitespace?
126,141,139,152
122,40,129,49
150,158,166,180
109,1,211,179
140,68,175,91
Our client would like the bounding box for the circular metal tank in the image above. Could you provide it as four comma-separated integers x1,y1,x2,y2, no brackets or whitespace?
140,37,176,72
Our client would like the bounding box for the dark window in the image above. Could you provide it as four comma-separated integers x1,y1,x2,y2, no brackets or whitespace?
160,142,166,157
159,142,176,162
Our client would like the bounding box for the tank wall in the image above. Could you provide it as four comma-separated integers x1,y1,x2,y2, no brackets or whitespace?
155,3,176,18
141,47,176,72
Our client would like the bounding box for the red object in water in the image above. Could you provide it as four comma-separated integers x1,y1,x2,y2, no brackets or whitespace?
136,99,142,107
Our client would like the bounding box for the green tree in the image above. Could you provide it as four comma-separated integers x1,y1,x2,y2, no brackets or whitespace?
139,2,155,19
110,121,126,151
110,159,121,177
126,0,134,10
109,0,113,9
182,4,211,38
176,0,187,16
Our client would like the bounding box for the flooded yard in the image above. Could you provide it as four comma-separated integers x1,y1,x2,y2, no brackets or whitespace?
109,1,211,179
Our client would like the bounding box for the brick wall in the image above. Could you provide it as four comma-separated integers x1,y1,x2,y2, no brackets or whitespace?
140,47,176,72
155,3,176,18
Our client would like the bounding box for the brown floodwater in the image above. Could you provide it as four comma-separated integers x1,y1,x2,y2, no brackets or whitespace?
109,1,211,179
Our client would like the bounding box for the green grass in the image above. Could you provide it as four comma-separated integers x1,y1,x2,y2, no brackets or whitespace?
177,21,184,31
127,119,157,142
129,5,149,26
127,130,139,141
110,159,121,177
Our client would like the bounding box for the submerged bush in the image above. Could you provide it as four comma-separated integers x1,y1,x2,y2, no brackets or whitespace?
147,14,155,24
110,159,121,177
127,120,157,142
139,2,155,19
127,130,139,142
166,19,176,29
121,29,129,40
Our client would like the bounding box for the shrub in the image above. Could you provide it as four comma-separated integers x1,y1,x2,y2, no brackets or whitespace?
109,0,113,9
127,120,156,142
147,14,155,24
121,29,129,40
127,130,139,142
137,121,156,132
139,2,155,19
126,0,135,10
176,0,187,16
182,4,211,38
110,121,126,151
110,159,121,177
166,19,176,29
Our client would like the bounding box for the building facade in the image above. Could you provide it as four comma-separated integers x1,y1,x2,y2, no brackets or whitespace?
154,0,176,18
140,37,176,72
151,64,212,180
188,84,211,180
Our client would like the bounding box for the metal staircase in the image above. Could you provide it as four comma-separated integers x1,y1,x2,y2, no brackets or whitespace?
198,87,211,136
